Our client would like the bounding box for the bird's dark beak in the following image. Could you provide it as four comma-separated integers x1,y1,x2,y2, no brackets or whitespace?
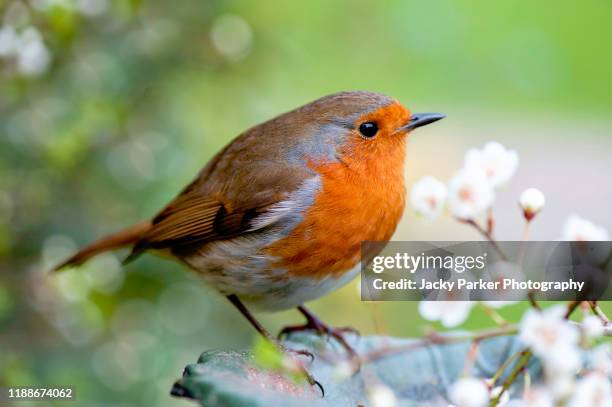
401,112,445,132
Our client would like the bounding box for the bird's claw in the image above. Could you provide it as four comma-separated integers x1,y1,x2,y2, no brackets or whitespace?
278,322,361,370
277,345,323,397
286,347,315,363
311,378,325,397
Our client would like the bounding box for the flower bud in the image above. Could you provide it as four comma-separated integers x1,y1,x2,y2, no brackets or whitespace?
519,187,545,221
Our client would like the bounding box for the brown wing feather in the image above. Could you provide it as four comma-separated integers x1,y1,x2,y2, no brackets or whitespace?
124,193,276,262
125,194,222,261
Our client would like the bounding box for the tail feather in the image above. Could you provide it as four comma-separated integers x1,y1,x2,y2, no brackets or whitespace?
53,220,152,272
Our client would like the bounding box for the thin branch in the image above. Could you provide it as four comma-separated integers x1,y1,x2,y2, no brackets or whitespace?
517,220,530,264
479,302,508,326
490,347,526,386
489,350,532,407
565,300,581,319
359,325,518,365
589,301,610,324
527,292,541,310
462,341,480,375
358,316,612,368
458,218,508,261
517,219,541,310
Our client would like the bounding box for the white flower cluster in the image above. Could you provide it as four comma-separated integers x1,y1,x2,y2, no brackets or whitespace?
412,140,611,405
411,140,610,241
447,307,611,407
518,305,610,405
0,24,51,77
0,0,109,77
410,141,518,220
419,300,474,328
561,214,610,241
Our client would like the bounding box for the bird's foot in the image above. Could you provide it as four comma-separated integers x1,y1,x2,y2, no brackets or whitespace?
278,310,360,366
280,345,315,363
273,342,323,396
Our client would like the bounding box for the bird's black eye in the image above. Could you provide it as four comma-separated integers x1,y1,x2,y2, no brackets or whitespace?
359,122,378,138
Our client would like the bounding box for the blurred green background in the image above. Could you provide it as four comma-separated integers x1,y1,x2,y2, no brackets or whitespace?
1,0,611,406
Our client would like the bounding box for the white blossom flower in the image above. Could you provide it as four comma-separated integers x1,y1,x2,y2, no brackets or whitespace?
519,188,545,221
567,372,612,407
519,305,583,372
543,344,582,378
547,371,577,401
448,168,494,219
519,306,583,384
464,141,518,188
419,301,474,328
367,383,397,407
505,387,554,407
561,214,610,241
0,25,18,57
589,343,612,375
527,388,555,407
449,377,489,407
410,176,447,220
15,27,51,76
582,315,605,338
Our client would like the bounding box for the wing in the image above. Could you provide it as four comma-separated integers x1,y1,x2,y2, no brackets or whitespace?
125,120,316,262
124,192,276,262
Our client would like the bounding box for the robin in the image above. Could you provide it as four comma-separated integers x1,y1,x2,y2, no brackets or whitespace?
54,91,444,377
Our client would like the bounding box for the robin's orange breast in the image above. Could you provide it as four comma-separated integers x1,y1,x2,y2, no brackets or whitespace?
265,134,407,279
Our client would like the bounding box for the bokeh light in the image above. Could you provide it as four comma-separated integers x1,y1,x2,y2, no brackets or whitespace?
1,0,611,405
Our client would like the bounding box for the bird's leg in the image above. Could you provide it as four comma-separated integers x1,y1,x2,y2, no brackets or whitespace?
227,295,314,360
227,294,273,339
226,295,323,395
279,305,360,361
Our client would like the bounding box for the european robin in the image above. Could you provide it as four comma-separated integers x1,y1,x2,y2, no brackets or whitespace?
54,91,444,379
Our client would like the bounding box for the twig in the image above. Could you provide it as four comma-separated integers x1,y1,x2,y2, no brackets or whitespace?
518,219,541,310
359,318,612,367
354,318,612,384
517,220,530,264
565,300,581,319
521,221,530,242
479,302,508,326
527,292,541,310
488,350,532,407
462,341,480,375
489,347,525,386
589,301,610,324
359,325,518,365
458,218,508,261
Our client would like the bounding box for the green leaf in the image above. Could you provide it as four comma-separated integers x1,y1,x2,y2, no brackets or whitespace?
171,332,541,406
